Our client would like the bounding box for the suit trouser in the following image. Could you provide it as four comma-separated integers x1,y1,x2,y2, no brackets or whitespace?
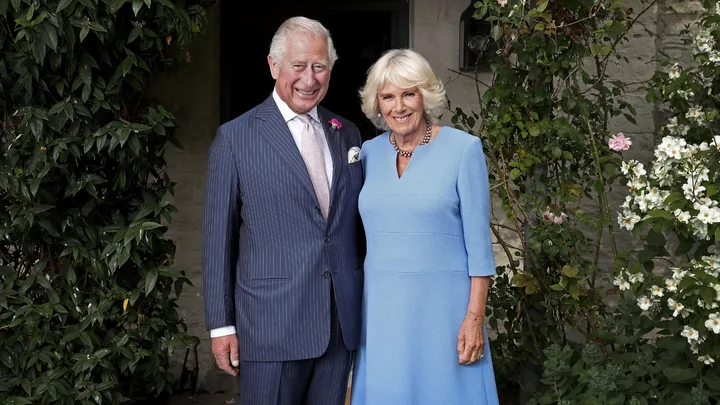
237,288,353,405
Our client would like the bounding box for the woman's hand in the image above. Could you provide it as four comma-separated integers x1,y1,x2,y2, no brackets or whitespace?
457,315,485,365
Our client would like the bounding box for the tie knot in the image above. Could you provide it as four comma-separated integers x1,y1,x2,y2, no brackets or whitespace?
296,113,313,125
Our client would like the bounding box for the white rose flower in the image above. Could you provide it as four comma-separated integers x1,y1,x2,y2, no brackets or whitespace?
650,285,664,297
705,313,720,334
681,325,700,343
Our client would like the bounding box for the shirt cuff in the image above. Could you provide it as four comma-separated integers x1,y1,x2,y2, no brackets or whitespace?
210,326,237,338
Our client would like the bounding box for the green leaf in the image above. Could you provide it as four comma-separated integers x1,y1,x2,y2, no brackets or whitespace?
561,265,579,278
88,22,106,32
79,64,91,86
145,268,158,295
675,237,693,256
536,0,548,12
645,230,666,247
4,397,32,405
57,0,74,12
491,24,502,41
142,221,163,230
132,0,143,15
701,286,715,305
41,24,59,51
79,26,89,42
663,366,699,382
81,84,91,103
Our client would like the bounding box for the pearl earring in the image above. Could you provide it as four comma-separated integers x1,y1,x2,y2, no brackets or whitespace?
377,113,382,117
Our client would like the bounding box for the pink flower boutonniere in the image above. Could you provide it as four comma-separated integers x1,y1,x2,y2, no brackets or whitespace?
329,118,342,130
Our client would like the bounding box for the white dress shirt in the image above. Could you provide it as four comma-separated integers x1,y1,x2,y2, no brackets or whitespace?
209,90,335,338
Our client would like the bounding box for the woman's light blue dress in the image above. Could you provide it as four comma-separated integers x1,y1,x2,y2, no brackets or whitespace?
350,126,499,405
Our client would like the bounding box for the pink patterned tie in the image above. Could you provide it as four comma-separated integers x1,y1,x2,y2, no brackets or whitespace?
297,114,330,220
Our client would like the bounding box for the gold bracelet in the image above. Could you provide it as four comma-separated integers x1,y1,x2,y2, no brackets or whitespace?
466,310,484,323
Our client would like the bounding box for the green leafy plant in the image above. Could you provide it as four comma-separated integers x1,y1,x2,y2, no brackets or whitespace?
450,0,657,395
452,0,720,402
0,0,211,403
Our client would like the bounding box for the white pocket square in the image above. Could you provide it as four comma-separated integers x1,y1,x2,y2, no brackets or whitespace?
348,146,361,164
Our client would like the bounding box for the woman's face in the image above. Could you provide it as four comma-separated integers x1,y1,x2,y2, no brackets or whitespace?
378,82,425,138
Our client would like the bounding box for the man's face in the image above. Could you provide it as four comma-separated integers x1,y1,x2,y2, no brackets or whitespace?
268,33,332,114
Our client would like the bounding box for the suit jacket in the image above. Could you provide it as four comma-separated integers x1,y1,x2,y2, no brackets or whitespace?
202,95,365,362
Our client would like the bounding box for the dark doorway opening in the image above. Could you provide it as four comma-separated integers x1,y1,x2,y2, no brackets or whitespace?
220,0,409,141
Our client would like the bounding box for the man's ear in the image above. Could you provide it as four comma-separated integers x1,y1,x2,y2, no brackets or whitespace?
268,55,279,80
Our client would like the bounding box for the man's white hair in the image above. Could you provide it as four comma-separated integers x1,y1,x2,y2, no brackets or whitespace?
269,16,338,67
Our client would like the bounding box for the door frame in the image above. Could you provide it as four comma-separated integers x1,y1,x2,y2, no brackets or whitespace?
218,0,410,124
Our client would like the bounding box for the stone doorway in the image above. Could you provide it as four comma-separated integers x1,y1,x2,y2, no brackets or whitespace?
219,0,410,141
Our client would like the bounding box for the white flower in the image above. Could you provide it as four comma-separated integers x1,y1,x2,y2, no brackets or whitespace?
699,354,715,365
705,313,720,334
698,206,720,224
669,63,681,79
618,211,642,231
712,135,720,151
629,272,645,284
666,279,678,292
672,268,688,281
710,283,720,301
650,285,664,297
702,255,720,269
637,296,652,311
614,275,631,291
675,209,691,223
668,298,691,317
681,325,700,342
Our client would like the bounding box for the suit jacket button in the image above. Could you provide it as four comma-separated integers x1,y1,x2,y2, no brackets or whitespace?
324,237,331,243
315,206,322,214
322,271,331,278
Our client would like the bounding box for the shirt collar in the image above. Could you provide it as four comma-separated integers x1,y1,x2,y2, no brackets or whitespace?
272,88,320,124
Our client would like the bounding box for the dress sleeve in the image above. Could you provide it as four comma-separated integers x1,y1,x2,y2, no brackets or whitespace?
457,137,497,277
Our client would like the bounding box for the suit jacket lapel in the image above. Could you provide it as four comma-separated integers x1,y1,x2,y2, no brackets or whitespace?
256,97,316,200
318,107,344,209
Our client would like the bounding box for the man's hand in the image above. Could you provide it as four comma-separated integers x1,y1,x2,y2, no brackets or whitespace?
211,335,240,376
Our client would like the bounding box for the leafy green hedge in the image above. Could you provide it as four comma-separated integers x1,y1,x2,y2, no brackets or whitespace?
0,0,211,403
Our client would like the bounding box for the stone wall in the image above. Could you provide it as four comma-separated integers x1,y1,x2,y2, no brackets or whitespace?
147,3,222,391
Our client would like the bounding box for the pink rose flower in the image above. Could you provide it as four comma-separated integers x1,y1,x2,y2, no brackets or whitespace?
329,118,342,130
608,133,632,151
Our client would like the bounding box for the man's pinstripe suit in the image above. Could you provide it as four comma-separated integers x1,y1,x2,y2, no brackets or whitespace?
202,94,365,404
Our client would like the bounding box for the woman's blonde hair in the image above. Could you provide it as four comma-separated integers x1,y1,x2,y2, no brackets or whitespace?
359,49,447,130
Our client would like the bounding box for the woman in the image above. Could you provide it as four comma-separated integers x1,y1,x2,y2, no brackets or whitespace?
350,49,499,404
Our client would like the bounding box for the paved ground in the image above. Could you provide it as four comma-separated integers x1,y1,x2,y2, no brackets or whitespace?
167,389,352,405
167,392,237,405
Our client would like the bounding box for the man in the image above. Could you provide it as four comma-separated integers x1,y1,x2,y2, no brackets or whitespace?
201,16,365,405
